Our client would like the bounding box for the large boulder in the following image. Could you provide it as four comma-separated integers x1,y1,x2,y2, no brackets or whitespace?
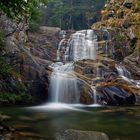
97,85,136,105
39,26,61,36
55,129,109,140
124,53,140,80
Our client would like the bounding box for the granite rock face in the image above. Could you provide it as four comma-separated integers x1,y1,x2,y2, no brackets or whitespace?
0,15,53,104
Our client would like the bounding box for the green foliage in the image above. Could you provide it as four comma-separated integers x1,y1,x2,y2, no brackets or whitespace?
0,0,47,19
0,92,33,104
136,0,140,11
0,32,5,52
113,34,127,42
0,32,12,79
45,0,106,30
29,7,44,31
0,57,12,79
0,0,27,19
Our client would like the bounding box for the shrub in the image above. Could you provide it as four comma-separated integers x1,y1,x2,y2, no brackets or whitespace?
0,92,33,104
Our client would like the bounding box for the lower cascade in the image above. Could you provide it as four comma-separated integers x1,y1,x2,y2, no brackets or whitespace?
116,64,131,78
49,62,80,103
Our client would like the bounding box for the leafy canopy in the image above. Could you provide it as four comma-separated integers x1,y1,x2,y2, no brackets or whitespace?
0,0,48,19
45,0,106,30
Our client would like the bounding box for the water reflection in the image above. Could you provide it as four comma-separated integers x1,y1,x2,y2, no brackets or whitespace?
0,106,140,140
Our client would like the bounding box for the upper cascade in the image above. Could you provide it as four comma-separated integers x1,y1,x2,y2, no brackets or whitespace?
57,29,98,62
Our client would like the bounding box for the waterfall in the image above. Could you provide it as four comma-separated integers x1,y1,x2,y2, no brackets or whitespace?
102,28,111,41
116,65,125,76
116,64,131,78
49,62,79,103
96,66,100,77
57,39,66,61
64,29,98,61
49,29,98,104
91,86,97,104
102,28,111,57
116,64,140,88
105,42,108,57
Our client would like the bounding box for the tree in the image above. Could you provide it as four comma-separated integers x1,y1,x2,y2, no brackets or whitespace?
0,0,48,19
44,0,106,30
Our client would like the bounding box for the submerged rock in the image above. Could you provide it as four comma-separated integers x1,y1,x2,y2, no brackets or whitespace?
55,129,109,140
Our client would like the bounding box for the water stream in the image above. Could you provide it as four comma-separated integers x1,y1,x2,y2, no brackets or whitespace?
116,64,131,78
63,29,98,61
50,29,98,104
91,86,98,105
49,62,79,103
116,64,140,88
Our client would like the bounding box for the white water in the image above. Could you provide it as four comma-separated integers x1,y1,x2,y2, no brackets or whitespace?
91,86,98,104
102,28,111,57
96,66,100,77
64,29,98,61
116,64,140,88
105,42,108,57
29,103,100,112
49,62,80,103
116,64,131,78
57,39,66,61
49,29,99,105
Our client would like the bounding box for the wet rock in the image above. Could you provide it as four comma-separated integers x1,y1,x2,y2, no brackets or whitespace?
55,129,109,140
80,91,93,105
18,116,35,121
123,1,133,9
103,73,117,82
0,114,11,121
17,132,45,139
0,135,5,140
97,86,136,105
0,122,15,139
124,54,140,80
84,66,94,74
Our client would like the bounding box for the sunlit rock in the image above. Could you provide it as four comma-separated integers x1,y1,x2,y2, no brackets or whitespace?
55,129,109,140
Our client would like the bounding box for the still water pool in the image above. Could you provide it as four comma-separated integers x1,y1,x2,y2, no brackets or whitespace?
1,104,140,140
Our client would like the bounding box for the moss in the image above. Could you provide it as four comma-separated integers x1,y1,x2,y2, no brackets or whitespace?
135,0,140,12
0,92,33,104
0,32,5,51
0,32,13,79
0,57,13,78
113,34,127,42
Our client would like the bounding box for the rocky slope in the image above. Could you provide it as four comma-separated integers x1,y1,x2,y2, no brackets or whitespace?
78,0,140,105
0,15,61,104
56,0,140,105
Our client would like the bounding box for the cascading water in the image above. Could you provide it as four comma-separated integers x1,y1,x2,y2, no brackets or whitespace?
49,29,98,104
105,42,108,57
49,62,79,103
116,64,140,88
57,31,67,61
102,28,111,57
116,64,131,78
64,29,98,61
91,86,97,104
57,39,66,61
